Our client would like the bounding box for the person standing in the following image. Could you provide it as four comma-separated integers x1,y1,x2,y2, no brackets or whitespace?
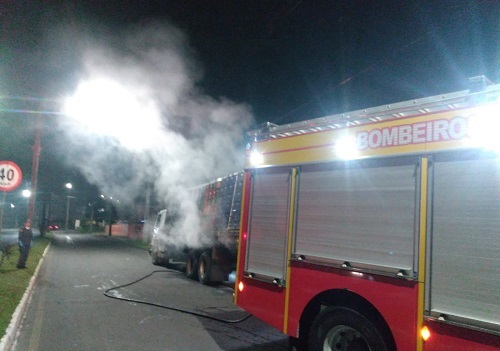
17,220,34,269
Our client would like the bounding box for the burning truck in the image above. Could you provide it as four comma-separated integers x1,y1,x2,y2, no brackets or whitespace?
149,171,243,284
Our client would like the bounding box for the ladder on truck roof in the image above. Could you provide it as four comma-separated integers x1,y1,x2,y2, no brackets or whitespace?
248,76,500,142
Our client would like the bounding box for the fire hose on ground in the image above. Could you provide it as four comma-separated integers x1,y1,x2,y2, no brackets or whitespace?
103,269,252,324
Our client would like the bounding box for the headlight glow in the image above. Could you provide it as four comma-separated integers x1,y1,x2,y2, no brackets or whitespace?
335,136,359,160
467,105,500,153
250,150,264,166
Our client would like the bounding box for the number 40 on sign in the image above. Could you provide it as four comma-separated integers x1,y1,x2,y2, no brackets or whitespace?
0,161,23,192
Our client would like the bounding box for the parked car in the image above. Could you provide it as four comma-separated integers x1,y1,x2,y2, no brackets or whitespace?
47,223,59,231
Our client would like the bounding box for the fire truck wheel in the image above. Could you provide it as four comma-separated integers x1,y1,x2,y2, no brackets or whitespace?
186,252,198,280
308,307,388,351
151,251,162,265
198,251,212,285
151,245,163,266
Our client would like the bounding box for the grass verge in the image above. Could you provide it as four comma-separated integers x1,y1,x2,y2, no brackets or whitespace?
0,234,51,338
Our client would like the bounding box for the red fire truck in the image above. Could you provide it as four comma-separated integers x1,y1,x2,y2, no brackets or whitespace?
150,172,243,284
234,76,499,351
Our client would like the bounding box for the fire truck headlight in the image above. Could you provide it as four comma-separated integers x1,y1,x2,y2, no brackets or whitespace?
250,150,264,166
468,105,500,153
335,136,359,160
238,281,244,292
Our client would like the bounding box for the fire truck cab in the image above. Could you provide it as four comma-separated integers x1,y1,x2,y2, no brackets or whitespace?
235,77,500,351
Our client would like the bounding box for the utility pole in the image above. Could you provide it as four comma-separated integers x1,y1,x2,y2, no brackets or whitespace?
28,114,42,222
108,202,112,236
65,196,76,230
144,183,151,223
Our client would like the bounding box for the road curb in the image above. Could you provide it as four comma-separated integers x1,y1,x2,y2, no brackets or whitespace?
0,243,50,351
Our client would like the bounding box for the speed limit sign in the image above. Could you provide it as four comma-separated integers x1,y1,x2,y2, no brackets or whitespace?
0,161,23,191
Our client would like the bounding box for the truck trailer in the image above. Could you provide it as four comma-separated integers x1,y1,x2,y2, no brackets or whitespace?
234,76,499,351
150,171,243,284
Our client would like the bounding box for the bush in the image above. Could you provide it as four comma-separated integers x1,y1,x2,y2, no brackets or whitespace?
77,220,105,233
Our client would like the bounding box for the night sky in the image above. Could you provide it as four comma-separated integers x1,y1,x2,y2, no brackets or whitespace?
0,1,498,211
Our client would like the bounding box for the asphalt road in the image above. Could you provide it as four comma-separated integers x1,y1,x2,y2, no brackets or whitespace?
10,233,288,351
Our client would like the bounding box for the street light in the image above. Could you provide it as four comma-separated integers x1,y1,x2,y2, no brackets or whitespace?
63,78,162,152
65,183,74,230
65,196,76,230
9,203,18,228
99,194,119,236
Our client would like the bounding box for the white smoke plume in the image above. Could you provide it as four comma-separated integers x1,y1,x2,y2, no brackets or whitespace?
58,21,254,248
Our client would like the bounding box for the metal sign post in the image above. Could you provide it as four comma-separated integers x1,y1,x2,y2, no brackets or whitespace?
0,191,6,234
0,161,23,240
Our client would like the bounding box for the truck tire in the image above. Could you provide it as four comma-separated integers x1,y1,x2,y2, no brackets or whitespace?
308,307,388,351
198,251,212,285
151,251,162,265
150,245,162,266
186,252,198,279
